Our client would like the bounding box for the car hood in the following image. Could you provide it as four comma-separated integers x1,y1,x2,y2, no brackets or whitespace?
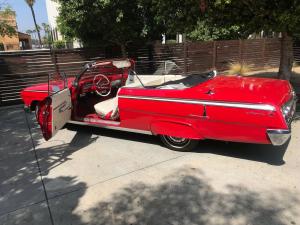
204,75,292,106
23,77,75,92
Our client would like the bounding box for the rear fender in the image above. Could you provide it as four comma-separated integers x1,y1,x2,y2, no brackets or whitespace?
150,121,203,140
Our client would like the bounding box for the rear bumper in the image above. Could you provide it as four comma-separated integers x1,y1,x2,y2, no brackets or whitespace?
267,129,291,146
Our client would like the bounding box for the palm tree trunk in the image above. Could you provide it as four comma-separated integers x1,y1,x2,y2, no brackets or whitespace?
29,5,42,47
278,32,294,80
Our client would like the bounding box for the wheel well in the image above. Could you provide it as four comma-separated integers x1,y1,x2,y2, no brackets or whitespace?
150,121,203,140
30,100,39,111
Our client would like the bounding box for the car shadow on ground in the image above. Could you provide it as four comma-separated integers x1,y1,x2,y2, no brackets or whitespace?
193,139,289,166
0,108,96,217
65,123,289,166
3,167,299,225
44,168,300,225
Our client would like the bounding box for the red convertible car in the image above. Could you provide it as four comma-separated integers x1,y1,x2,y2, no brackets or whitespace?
21,59,297,151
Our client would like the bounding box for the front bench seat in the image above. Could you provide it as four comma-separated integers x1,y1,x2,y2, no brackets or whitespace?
94,96,119,120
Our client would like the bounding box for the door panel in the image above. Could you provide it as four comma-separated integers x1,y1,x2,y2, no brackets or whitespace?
51,88,72,136
37,88,72,140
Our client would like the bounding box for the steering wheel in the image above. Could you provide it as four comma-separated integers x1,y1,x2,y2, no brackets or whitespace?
93,74,112,97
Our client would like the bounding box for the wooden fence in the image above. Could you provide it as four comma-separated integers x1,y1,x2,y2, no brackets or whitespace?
0,38,284,106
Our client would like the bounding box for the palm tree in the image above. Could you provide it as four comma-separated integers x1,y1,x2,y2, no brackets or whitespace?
42,23,50,33
25,0,42,47
42,23,52,45
26,29,33,36
42,23,50,38
32,29,37,43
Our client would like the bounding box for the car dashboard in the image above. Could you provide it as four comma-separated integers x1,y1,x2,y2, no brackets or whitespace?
78,74,128,95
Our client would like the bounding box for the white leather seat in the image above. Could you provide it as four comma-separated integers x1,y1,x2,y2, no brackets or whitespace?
94,96,119,120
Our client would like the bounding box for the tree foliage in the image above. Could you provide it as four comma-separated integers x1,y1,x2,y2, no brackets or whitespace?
151,0,201,35
57,0,162,54
57,0,242,46
150,0,245,41
42,23,52,45
187,20,242,41
207,0,300,37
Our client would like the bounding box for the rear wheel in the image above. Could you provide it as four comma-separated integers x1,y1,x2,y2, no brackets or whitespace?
160,135,198,151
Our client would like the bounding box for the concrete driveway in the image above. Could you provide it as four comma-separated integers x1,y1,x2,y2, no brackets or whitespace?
0,106,299,225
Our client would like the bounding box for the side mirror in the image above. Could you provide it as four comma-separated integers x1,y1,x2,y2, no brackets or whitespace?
84,62,94,69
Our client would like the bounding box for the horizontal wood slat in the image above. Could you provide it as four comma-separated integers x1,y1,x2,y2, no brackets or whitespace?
0,38,288,106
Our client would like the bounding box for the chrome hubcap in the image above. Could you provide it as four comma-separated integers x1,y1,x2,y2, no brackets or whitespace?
163,135,190,148
168,136,187,143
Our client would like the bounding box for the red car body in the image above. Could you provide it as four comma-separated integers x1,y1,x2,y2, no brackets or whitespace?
21,59,297,151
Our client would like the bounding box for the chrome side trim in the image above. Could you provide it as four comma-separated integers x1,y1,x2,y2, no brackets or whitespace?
118,95,275,111
24,90,51,93
68,120,153,135
81,117,120,126
267,129,291,146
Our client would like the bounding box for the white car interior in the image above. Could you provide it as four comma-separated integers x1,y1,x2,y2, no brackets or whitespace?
125,74,185,87
94,95,119,120
76,59,217,121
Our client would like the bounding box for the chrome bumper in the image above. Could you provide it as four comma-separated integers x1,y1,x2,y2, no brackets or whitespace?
267,129,291,146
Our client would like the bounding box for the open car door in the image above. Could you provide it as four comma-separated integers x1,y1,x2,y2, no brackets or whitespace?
36,71,72,141
37,88,72,140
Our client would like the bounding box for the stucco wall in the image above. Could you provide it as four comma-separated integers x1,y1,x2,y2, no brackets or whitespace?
45,0,63,40
0,12,20,51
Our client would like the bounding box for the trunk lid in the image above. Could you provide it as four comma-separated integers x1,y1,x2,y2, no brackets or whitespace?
205,76,292,106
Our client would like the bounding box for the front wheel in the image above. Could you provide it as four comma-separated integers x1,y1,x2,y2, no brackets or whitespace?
160,135,199,152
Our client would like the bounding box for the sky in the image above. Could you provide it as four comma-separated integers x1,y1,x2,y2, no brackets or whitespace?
2,0,49,33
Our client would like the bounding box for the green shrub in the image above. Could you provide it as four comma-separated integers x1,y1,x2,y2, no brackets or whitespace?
53,40,66,49
166,39,177,44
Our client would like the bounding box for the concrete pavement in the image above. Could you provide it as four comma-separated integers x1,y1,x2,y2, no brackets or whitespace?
0,106,299,225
